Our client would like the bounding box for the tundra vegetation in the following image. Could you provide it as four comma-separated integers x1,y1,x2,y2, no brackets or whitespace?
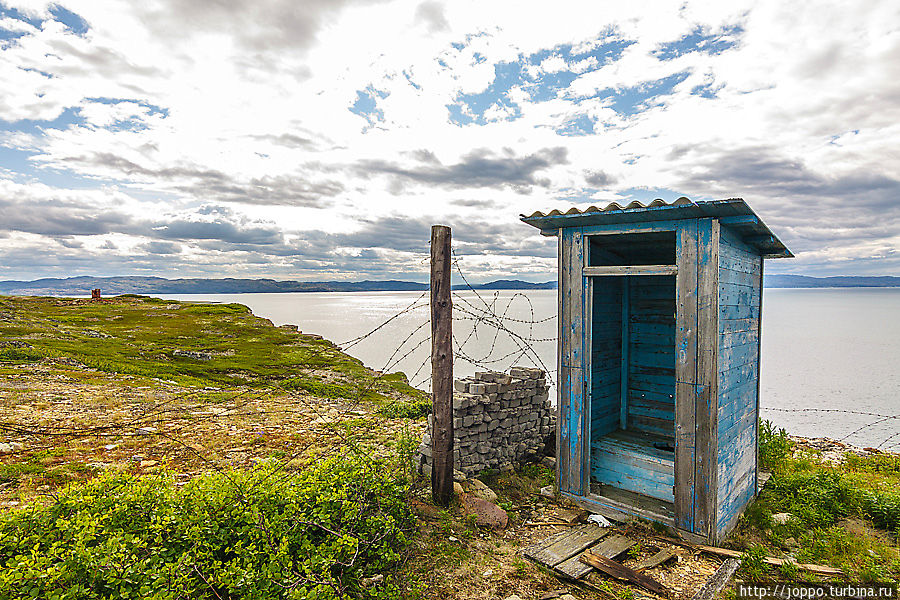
0,295,896,599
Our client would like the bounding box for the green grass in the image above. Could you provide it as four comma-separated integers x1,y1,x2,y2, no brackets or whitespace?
736,423,900,581
0,346,45,363
0,295,422,402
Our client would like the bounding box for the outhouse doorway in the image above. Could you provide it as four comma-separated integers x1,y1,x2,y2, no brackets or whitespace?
586,231,678,519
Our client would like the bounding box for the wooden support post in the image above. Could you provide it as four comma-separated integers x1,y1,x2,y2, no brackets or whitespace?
430,225,453,507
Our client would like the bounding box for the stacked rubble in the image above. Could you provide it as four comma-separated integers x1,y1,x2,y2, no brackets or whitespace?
418,367,555,477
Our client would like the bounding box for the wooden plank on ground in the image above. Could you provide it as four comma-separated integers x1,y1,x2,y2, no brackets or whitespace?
634,548,678,572
555,533,635,579
524,524,610,568
522,528,578,558
694,544,843,576
579,552,671,598
692,558,740,600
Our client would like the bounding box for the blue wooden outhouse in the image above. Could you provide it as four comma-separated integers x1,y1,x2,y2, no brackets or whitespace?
522,197,791,543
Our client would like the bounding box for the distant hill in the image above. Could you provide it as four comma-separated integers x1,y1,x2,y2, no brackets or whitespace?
0,276,556,296
1,274,897,296
764,275,900,288
462,279,557,290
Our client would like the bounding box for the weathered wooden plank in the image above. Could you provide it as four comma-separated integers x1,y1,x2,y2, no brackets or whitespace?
634,548,678,572
592,466,674,501
691,558,740,600
522,527,575,558
558,227,587,495
718,362,758,393
592,445,674,475
674,220,698,533
628,402,675,423
592,442,675,472
630,350,676,370
584,265,677,277
753,256,764,505
628,414,676,439
630,365,676,380
557,227,570,494
718,267,761,286
694,545,843,576
556,533,636,579
526,524,610,567
719,304,760,320
628,389,676,407
719,328,759,349
579,552,672,597
718,256,761,275
719,342,758,368
621,277,630,429
719,223,757,253
695,218,720,539
719,318,759,335
718,284,760,307
581,221,681,236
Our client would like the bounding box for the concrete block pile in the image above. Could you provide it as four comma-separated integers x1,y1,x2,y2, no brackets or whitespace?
418,367,555,477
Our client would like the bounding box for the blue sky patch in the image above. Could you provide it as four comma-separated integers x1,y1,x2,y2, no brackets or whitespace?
49,4,89,36
604,71,691,116
653,26,741,60
447,35,635,124
349,86,387,126
555,114,595,137
0,5,42,29
0,106,85,133
449,61,524,125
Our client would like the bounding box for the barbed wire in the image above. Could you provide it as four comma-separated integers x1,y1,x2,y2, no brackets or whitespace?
339,290,428,350
3,244,898,585
760,407,899,449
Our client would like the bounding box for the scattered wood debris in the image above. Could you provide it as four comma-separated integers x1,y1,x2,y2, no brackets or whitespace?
556,533,635,579
634,548,678,572
691,558,740,600
693,543,843,577
579,551,672,598
523,524,610,574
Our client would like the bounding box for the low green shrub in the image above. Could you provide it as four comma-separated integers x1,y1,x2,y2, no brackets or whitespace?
858,489,900,531
0,456,414,599
0,347,44,363
759,419,792,471
768,470,856,527
739,546,771,582
180,303,250,315
377,396,431,419
766,468,900,532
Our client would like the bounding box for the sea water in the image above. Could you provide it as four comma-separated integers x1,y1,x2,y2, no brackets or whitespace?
160,288,899,448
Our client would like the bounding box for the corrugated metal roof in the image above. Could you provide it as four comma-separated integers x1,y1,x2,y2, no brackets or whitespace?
521,197,792,258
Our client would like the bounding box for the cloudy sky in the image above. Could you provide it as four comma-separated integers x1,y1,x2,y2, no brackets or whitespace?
1,0,898,282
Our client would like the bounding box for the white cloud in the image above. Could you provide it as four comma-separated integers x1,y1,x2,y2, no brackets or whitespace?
0,0,897,279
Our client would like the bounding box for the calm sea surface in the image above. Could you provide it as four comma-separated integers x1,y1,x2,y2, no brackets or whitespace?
160,288,900,448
